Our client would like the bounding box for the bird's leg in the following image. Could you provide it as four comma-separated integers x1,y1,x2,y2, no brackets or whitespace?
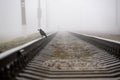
45,35,47,38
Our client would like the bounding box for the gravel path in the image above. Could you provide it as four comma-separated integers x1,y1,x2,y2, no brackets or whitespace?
40,32,110,71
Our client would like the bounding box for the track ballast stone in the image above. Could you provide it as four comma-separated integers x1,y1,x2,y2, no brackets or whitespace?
40,32,112,71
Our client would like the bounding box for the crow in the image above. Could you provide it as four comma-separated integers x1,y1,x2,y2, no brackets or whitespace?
38,29,47,38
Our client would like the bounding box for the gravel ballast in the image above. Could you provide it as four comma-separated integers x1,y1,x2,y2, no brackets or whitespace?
39,32,111,70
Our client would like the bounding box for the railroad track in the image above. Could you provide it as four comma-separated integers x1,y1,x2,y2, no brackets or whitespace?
0,32,120,80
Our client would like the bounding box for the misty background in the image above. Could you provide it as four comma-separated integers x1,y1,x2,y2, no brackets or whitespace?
48,0,120,32
0,0,120,43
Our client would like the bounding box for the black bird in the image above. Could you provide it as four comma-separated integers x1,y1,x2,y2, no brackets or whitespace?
38,29,47,38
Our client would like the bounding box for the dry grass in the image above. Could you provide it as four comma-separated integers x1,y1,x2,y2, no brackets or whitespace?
80,32,120,41
0,33,40,53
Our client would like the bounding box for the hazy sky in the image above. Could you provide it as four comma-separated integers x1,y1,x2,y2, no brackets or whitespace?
0,0,120,43
45,0,120,33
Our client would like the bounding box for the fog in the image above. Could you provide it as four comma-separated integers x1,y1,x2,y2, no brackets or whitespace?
0,0,120,43
47,0,120,34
